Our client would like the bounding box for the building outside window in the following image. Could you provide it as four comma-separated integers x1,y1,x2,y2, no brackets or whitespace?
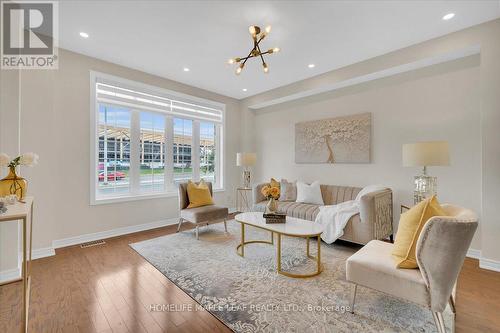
91,72,224,204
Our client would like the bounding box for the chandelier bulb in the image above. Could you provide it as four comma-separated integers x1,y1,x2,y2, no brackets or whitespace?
265,25,272,34
272,47,280,53
248,25,260,36
228,58,235,64
263,63,269,73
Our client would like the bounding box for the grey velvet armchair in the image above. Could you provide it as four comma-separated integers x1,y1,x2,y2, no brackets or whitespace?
346,204,478,333
176,181,229,240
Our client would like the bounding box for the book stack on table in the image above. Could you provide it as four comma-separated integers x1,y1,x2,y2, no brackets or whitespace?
264,212,286,224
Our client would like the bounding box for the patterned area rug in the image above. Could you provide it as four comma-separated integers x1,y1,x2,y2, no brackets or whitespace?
130,220,451,332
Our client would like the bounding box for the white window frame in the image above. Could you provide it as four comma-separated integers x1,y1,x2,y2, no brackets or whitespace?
90,71,225,205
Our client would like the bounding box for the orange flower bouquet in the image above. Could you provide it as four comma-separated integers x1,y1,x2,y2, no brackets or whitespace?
261,183,280,213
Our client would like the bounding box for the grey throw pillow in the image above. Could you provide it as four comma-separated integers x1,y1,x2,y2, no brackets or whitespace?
279,179,297,202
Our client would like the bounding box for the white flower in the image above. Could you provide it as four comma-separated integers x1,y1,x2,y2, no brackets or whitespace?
19,152,39,167
0,153,10,167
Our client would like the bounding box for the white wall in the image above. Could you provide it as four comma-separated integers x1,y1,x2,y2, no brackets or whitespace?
252,56,482,248
0,49,242,275
0,69,22,279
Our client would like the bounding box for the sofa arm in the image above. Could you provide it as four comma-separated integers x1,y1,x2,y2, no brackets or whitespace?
252,183,267,205
359,189,393,240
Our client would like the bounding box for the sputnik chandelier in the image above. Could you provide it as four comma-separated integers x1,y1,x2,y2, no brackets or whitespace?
228,25,280,75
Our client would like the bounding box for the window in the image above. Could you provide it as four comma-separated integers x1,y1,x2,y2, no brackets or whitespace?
91,72,224,204
173,118,193,184
200,121,216,184
98,105,131,196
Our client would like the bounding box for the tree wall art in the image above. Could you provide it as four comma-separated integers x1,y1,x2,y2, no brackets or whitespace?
295,112,371,164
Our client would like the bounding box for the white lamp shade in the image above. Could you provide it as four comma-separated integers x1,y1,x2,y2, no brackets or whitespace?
236,152,256,166
402,141,450,167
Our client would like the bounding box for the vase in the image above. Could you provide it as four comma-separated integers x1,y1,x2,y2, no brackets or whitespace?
0,166,27,200
266,197,277,214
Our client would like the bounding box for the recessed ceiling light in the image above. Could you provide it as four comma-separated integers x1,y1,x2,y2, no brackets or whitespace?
242,88,247,92
308,64,315,68
183,67,190,72
79,32,89,38
442,13,455,21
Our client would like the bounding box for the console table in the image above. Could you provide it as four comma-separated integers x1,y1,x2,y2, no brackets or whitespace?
0,197,34,333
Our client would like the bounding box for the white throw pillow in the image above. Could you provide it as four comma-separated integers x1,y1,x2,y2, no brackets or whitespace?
296,181,324,205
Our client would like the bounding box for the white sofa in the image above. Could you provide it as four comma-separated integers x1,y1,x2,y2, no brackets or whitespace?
252,183,393,245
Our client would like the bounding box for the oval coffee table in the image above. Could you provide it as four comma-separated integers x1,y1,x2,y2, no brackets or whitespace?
234,212,324,278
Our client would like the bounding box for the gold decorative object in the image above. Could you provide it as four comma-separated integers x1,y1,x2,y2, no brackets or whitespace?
0,166,27,200
228,25,280,75
0,152,38,200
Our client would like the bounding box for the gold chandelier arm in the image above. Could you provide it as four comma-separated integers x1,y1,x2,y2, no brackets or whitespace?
255,43,267,65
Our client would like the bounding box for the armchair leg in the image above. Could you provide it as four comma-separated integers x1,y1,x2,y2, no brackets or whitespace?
432,312,446,333
223,218,228,233
196,225,199,240
449,295,456,333
177,218,183,232
350,284,357,314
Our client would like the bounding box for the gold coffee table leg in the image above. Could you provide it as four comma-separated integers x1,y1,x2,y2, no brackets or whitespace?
277,233,281,271
277,234,323,278
236,223,274,257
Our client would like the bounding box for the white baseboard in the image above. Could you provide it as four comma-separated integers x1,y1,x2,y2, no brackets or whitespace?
52,217,178,249
480,257,500,272
0,267,21,284
466,248,500,272
32,247,56,259
466,248,481,259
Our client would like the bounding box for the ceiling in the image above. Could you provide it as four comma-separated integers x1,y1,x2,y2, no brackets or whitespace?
59,1,500,99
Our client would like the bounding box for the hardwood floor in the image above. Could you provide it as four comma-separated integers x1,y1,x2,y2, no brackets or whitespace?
0,222,499,333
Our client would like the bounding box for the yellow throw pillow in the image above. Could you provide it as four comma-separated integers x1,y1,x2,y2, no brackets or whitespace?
187,180,214,208
392,196,446,268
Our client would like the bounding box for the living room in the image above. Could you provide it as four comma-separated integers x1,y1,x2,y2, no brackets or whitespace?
0,1,499,332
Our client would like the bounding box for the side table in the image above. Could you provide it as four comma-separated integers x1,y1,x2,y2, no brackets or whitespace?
0,197,34,333
236,187,252,212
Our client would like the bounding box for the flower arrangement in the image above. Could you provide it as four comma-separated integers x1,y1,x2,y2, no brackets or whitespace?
261,182,280,214
0,152,39,168
261,184,280,200
0,152,39,200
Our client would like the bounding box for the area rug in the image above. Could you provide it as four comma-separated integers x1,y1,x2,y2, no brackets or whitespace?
130,220,451,332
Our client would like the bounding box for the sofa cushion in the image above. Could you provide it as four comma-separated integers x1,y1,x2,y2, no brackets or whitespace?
180,205,228,223
346,240,429,307
253,201,321,221
321,185,362,205
296,181,324,205
279,179,297,202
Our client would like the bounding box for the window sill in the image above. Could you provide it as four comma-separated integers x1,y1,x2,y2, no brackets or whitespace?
90,188,225,206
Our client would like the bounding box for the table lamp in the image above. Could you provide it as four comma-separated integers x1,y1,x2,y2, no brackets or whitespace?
236,153,256,188
402,141,449,204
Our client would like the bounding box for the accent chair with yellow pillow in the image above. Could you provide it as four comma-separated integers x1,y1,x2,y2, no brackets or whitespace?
346,203,478,333
392,196,447,268
177,181,228,240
